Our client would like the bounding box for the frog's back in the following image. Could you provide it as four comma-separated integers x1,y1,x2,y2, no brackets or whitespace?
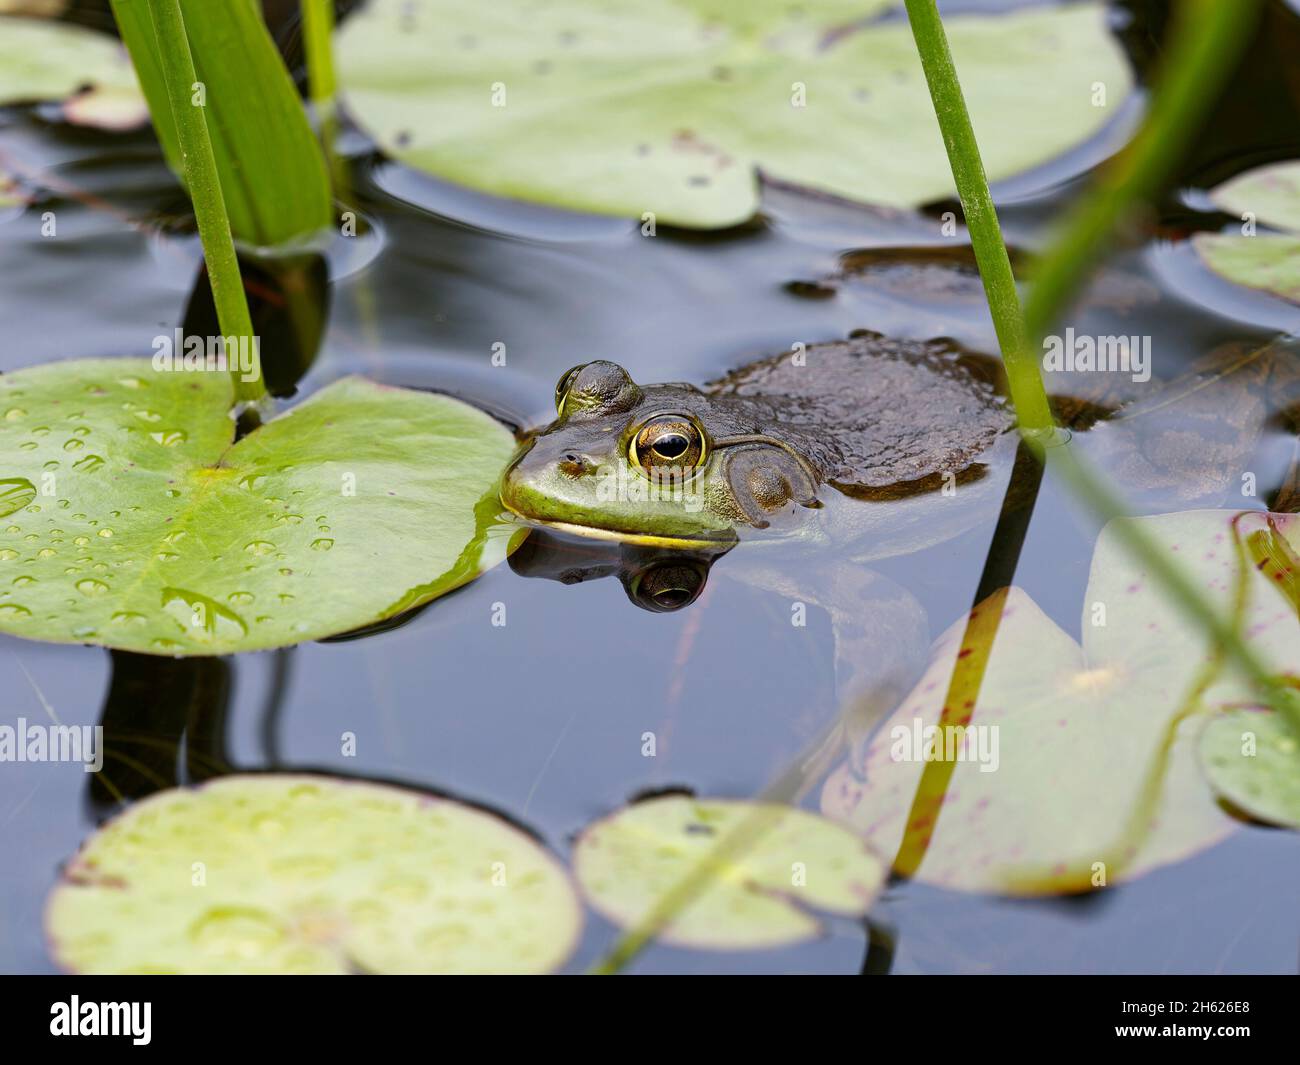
706,330,1015,497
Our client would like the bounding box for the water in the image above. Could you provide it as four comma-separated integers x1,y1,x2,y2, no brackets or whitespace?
0,0,1298,974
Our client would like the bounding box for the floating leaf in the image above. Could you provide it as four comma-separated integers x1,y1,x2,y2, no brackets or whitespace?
573,795,885,950
0,15,146,129
46,775,583,974
1201,708,1300,829
1192,233,1300,306
1207,159,1300,231
0,358,517,654
824,510,1300,894
1193,160,1300,306
111,0,332,247
336,0,1132,228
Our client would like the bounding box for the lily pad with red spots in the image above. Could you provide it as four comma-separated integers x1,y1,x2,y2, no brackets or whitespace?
823,510,1300,895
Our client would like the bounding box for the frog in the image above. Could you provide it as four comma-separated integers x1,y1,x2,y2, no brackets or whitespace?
500,330,1297,770
502,332,1021,557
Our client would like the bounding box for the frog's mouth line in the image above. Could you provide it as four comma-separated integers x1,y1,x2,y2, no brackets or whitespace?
499,498,735,551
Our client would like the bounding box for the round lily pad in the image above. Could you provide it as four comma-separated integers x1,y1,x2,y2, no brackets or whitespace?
1200,708,1300,829
1207,159,1300,231
46,775,583,974
1192,233,1300,306
573,795,885,950
0,15,147,129
336,0,1132,227
0,358,517,654
1193,161,1300,306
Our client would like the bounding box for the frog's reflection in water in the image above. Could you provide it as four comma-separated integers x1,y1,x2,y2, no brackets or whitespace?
507,528,731,613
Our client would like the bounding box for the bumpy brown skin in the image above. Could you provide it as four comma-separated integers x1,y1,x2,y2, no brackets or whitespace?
706,330,1014,499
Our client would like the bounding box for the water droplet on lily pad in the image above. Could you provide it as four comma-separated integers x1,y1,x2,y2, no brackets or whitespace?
46,775,582,974
0,478,35,517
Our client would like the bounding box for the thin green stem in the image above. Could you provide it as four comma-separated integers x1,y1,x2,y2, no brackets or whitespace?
902,0,1052,434
301,0,337,115
145,0,265,404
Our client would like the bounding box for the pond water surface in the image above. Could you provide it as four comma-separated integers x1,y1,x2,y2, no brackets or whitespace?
0,0,1298,974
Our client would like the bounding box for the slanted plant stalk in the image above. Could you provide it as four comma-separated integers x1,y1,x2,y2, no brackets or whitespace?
902,0,1299,734
145,0,265,404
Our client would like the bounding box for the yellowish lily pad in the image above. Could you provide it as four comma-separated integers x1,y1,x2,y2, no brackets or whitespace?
47,775,584,974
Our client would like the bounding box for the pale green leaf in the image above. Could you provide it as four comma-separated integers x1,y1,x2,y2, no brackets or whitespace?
1193,233,1300,306
824,510,1300,894
1207,159,1300,231
0,358,517,655
574,795,885,949
1201,709,1300,830
46,775,583,974
336,0,1132,228
0,15,147,128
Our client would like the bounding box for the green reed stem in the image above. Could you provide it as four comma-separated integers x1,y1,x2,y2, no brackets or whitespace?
144,0,265,404
902,0,1052,434
301,0,337,114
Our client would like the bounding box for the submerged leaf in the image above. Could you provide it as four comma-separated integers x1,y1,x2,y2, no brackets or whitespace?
46,775,583,974
336,0,1132,227
1200,708,1300,829
825,511,1300,894
0,15,146,128
573,795,885,949
0,358,517,654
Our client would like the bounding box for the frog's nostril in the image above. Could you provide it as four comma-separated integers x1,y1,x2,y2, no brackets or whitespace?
559,453,591,476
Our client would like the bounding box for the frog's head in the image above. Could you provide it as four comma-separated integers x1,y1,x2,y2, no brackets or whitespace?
500,361,821,548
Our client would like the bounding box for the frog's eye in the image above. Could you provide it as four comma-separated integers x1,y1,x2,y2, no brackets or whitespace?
630,415,707,474
554,364,585,415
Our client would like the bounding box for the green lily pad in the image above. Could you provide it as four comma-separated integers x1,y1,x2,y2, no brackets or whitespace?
1201,707,1300,830
824,510,1300,894
336,0,1132,228
1193,161,1300,306
46,775,583,974
1192,233,1300,306
1207,159,1300,231
573,795,885,950
0,358,517,655
0,15,147,129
